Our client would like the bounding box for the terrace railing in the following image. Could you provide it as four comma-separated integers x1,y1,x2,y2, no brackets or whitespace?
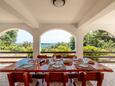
0,51,115,63
41,51,115,63
84,51,115,63
0,51,33,63
41,51,76,56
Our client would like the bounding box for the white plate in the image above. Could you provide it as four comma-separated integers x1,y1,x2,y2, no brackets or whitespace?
52,64,62,68
22,64,33,68
79,64,88,67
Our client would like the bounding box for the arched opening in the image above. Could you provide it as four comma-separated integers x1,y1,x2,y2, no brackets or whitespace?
84,30,115,51
40,29,75,53
83,29,115,65
0,28,33,63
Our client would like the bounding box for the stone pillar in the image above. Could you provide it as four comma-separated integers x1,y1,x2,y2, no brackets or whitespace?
76,33,84,58
33,35,40,58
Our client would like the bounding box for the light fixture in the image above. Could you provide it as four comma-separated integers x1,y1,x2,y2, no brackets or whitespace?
53,0,65,7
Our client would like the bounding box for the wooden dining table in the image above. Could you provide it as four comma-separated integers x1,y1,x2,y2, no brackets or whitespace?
0,58,113,73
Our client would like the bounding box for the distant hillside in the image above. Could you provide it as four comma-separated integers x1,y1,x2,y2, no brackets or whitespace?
41,43,56,48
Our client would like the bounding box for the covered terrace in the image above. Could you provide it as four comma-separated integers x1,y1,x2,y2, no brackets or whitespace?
0,0,115,86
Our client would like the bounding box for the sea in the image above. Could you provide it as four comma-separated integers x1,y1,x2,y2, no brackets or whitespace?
41,43,56,48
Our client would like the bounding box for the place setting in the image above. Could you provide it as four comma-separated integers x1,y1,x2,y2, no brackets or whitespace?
74,58,96,70
15,59,35,70
48,58,66,70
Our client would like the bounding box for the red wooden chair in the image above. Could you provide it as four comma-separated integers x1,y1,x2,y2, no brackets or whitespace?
66,55,77,58
64,55,78,85
7,72,32,86
35,54,48,85
53,54,62,58
67,73,79,85
78,72,104,86
37,55,48,58
45,72,68,86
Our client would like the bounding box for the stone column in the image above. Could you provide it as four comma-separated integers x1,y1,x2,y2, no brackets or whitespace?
76,33,84,58
33,35,40,58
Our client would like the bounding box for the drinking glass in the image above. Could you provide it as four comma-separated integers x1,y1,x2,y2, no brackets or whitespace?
73,56,78,61
83,58,88,64
49,57,55,65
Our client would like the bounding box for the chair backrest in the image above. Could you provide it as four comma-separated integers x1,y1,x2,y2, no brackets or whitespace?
66,55,77,58
45,72,68,86
7,72,32,86
78,72,104,86
53,54,62,58
37,55,48,58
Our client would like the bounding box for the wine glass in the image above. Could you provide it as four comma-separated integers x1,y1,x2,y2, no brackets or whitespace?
73,55,78,61
83,58,88,64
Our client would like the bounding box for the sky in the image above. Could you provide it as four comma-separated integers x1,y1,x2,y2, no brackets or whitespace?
16,30,33,43
40,30,72,43
16,29,72,43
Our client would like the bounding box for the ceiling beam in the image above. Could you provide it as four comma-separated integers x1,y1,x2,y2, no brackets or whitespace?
4,0,39,28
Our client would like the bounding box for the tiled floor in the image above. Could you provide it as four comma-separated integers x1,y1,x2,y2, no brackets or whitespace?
0,72,9,86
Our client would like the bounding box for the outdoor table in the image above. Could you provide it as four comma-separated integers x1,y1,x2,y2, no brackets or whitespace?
0,58,113,73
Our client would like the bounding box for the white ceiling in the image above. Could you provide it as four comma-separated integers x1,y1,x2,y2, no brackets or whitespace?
0,0,114,28
93,10,115,25
21,0,97,24
0,8,21,23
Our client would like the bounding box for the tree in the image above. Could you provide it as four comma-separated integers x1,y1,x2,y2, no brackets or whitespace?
22,41,32,48
41,42,72,52
0,30,18,45
0,30,33,52
0,30,18,51
69,36,75,50
50,42,71,52
56,45,71,52
84,30,115,51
